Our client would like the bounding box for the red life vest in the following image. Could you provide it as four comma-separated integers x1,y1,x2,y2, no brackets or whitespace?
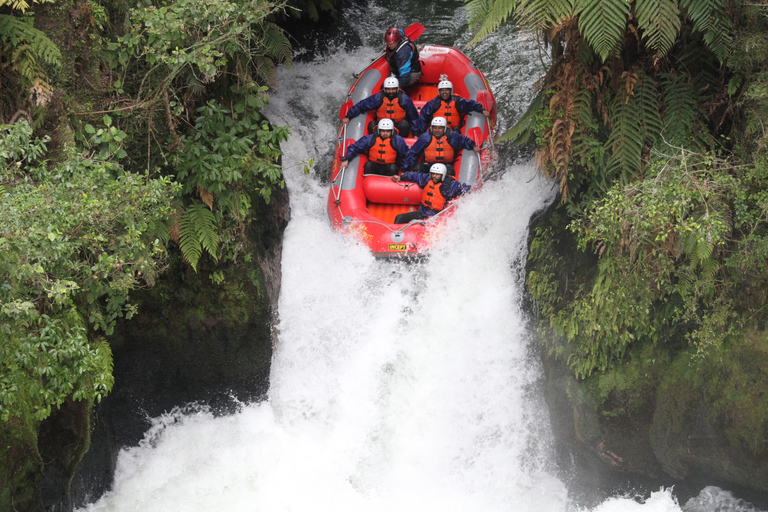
423,133,455,163
368,135,398,164
434,98,460,129
376,92,407,123
421,180,448,211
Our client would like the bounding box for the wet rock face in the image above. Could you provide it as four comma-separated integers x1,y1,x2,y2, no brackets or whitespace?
62,185,290,509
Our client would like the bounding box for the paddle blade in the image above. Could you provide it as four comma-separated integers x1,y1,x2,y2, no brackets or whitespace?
405,22,425,42
339,100,352,119
476,89,494,112
468,126,483,146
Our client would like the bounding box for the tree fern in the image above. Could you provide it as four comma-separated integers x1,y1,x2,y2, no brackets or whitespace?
178,202,219,271
575,0,630,62
0,14,61,99
636,0,681,58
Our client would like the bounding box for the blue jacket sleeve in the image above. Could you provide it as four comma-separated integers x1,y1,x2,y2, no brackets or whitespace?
401,171,431,187
448,131,478,151
416,98,440,130
445,179,471,198
456,97,485,114
343,134,374,161
402,133,430,169
346,93,382,120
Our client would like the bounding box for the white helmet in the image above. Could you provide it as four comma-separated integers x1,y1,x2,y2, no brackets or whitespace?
431,117,447,128
378,118,395,130
383,77,399,89
430,163,447,177
438,80,453,91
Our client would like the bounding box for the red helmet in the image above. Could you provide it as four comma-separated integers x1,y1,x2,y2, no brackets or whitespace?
384,28,401,44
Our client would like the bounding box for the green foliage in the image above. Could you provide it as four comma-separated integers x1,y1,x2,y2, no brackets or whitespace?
172,91,289,269
97,0,292,275
104,0,292,104
0,119,48,173
74,115,129,160
0,120,179,421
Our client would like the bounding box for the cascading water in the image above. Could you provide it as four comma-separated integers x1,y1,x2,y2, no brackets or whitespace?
75,3,765,511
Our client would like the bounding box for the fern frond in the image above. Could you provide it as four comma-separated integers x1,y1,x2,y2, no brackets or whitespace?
257,21,292,65
575,0,630,62
0,0,30,11
518,0,575,28
635,0,681,58
498,86,545,143
634,73,663,140
680,0,733,62
178,202,219,271
0,14,61,91
197,186,214,210
466,0,522,46
606,72,660,183
659,72,698,146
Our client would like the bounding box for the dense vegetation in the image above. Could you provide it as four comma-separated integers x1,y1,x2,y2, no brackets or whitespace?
0,0,337,506
467,0,768,467
468,0,767,374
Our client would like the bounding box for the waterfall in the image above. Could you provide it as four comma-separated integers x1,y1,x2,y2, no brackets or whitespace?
75,9,764,512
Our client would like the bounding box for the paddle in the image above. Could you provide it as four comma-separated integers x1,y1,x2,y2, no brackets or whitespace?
404,22,425,42
475,89,495,152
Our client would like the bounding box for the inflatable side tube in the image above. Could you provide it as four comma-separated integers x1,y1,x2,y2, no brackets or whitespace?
363,176,423,205
458,72,488,184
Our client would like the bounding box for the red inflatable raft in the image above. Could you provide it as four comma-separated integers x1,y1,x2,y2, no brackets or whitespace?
327,24,497,257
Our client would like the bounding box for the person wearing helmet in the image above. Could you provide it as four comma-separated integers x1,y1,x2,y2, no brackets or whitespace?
390,162,471,223
384,27,422,88
403,116,482,177
414,79,490,133
341,76,419,137
340,118,409,176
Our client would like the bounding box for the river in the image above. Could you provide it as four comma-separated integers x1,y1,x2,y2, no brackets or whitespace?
75,1,764,511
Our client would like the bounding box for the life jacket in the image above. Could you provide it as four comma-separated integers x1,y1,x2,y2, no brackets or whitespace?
421,179,448,211
434,96,461,129
376,91,407,123
423,131,455,163
385,37,422,76
368,133,399,165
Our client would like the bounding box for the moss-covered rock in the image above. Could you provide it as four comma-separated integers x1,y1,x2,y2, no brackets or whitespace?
0,415,44,512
